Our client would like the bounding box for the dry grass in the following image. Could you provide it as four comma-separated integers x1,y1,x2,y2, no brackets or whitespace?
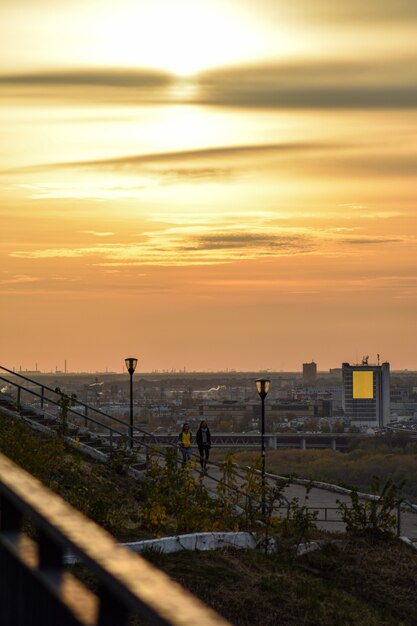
139,539,417,626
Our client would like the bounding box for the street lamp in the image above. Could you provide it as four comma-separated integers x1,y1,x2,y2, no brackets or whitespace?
255,378,271,517
125,357,138,449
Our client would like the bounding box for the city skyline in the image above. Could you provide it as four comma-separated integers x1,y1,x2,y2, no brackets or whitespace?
4,358,412,377
1,1,416,373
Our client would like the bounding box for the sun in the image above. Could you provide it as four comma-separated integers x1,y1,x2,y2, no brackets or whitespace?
98,1,270,77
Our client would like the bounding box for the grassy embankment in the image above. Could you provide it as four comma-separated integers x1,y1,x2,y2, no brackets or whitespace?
73,539,417,626
0,410,144,540
142,540,417,626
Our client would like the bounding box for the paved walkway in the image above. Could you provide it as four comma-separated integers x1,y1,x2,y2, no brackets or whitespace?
278,482,417,540
199,463,417,541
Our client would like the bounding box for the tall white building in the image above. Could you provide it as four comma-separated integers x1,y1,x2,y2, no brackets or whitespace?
342,361,390,429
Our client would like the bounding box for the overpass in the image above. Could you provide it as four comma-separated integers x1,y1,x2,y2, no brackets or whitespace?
139,431,359,451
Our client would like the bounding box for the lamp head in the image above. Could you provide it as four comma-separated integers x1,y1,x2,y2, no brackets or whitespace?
255,378,271,399
125,357,138,376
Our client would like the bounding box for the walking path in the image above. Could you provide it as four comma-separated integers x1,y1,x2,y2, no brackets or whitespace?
200,463,417,541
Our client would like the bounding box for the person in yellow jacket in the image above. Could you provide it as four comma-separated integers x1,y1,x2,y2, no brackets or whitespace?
178,423,192,467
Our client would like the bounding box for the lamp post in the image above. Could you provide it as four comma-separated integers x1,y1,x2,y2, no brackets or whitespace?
125,357,138,449
255,378,271,517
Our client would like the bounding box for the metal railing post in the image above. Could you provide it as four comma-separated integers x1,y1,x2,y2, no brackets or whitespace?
40,386,45,409
397,503,401,537
38,530,64,575
223,467,228,489
0,496,22,533
16,387,21,409
97,586,129,626
84,406,88,428
145,436,149,465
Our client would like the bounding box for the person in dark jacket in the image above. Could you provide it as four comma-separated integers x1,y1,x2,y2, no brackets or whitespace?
196,420,211,472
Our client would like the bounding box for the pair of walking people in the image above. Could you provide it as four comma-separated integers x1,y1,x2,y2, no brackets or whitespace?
177,421,211,471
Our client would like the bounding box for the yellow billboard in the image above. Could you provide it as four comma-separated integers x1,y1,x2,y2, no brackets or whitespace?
352,371,374,399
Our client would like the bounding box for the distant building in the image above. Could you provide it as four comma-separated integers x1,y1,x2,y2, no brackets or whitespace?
303,362,317,385
342,361,390,429
198,400,246,420
254,399,332,420
329,368,343,379
390,387,410,403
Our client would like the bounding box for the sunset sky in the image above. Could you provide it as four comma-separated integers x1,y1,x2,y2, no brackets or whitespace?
1,1,416,373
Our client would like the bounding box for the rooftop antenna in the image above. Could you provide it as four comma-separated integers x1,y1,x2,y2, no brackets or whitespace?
377,353,380,365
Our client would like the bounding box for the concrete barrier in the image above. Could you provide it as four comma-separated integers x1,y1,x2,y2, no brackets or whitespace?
65,532,257,564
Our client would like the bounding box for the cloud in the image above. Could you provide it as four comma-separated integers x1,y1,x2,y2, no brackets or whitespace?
81,231,115,237
0,68,173,88
268,0,417,23
11,248,90,258
8,196,413,269
16,142,415,194
155,168,233,182
8,228,411,267
195,58,417,109
339,203,369,210
342,238,403,245
148,210,278,226
1,274,40,284
11,141,340,180
15,221,405,267
3,55,415,110
12,181,148,200
328,156,417,177
62,141,331,168
9,222,317,266
190,233,308,252
0,67,176,107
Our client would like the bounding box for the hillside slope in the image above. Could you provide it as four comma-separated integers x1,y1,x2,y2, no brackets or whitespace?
141,540,417,626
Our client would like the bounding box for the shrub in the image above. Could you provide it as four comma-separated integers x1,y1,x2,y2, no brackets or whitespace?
337,476,404,538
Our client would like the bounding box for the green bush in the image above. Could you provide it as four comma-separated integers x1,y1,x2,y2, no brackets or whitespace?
337,477,403,538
